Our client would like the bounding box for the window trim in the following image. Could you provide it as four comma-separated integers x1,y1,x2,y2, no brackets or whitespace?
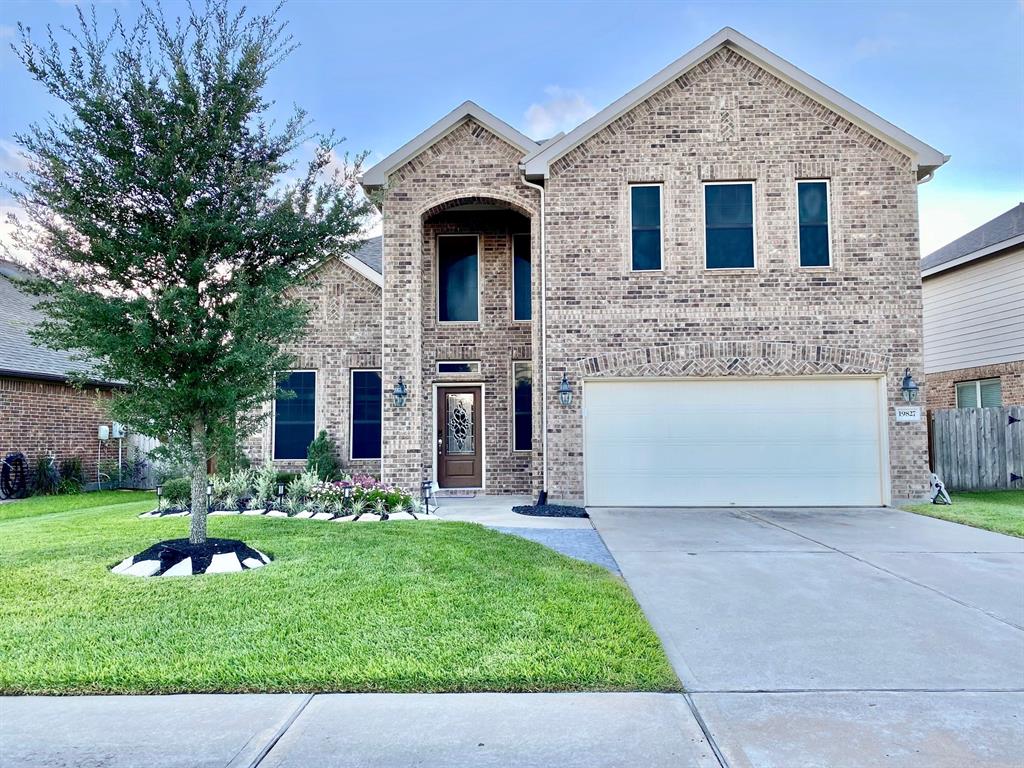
511,232,532,323
796,178,833,269
955,377,1002,409
511,360,533,453
272,369,317,461
702,180,757,271
628,182,664,273
349,368,383,461
436,233,481,324
437,360,481,375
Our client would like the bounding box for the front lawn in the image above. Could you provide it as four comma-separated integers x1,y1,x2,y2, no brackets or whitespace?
0,494,678,694
903,490,1024,538
0,490,154,522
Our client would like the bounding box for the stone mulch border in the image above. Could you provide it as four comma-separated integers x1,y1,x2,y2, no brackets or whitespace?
140,507,441,523
111,537,270,578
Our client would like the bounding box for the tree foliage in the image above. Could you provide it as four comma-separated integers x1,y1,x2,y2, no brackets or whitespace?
6,1,371,542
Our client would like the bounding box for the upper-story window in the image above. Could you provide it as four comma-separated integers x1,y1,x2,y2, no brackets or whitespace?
437,234,479,322
630,184,662,271
704,182,755,269
274,370,316,460
797,180,831,267
956,378,1002,408
512,233,531,321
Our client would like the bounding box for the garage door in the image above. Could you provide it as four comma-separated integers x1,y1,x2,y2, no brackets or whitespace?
584,378,886,507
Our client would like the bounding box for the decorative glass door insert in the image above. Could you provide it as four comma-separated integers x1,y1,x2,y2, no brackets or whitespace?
446,393,475,455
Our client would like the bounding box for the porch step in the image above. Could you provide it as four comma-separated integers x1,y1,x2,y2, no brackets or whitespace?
433,489,478,498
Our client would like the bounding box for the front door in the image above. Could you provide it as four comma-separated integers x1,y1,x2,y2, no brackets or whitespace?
437,386,483,488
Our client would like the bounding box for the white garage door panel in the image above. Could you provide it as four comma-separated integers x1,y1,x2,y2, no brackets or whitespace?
584,378,885,507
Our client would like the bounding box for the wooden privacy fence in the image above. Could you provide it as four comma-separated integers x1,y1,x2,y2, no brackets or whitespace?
929,406,1024,491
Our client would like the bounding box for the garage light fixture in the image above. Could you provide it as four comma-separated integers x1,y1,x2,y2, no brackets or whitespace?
393,376,408,407
558,372,573,407
901,368,919,403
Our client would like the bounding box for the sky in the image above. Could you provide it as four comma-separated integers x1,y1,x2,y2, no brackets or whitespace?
1,0,1021,257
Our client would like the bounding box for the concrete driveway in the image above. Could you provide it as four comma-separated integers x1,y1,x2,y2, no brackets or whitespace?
590,506,1024,768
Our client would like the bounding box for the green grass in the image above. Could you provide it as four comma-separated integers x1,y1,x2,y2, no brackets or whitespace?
904,490,1024,538
0,494,678,695
0,489,155,522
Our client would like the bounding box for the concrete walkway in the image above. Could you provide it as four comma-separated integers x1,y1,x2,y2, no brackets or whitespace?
590,506,1024,767
1,693,718,768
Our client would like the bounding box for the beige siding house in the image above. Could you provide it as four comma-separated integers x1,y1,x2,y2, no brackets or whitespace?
251,28,948,506
921,204,1024,409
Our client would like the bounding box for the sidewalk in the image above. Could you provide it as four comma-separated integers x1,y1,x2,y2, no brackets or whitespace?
1,692,717,768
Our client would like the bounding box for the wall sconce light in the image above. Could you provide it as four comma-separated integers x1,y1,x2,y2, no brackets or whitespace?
393,376,408,407
558,372,573,407
901,368,919,403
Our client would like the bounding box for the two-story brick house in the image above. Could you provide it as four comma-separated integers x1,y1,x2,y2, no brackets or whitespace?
251,28,948,507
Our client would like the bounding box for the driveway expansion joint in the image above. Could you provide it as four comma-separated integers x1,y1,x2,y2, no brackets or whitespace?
741,511,1024,632
244,693,314,768
682,693,731,768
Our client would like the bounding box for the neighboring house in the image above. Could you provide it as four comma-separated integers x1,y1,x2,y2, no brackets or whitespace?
921,204,1024,409
251,27,948,507
0,259,121,485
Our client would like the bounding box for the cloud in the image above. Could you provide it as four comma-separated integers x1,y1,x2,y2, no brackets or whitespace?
0,139,30,175
523,86,596,139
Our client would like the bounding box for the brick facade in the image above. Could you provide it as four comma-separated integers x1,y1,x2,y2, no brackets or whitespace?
277,43,934,503
537,48,930,502
925,360,1024,410
0,376,118,483
245,257,383,475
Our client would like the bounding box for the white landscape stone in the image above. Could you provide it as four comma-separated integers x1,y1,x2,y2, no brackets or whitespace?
312,512,334,521
387,512,415,521
124,559,162,577
252,549,269,563
210,509,240,516
242,557,265,569
111,556,136,574
206,553,243,574
332,515,356,523
356,513,382,522
266,510,288,518
295,510,315,519
242,508,266,516
162,558,193,577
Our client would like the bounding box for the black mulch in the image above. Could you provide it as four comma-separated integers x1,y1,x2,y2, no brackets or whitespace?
125,537,269,575
512,504,589,519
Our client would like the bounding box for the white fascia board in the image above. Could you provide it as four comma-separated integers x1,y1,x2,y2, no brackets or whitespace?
921,234,1024,278
361,101,540,187
341,255,384,287
522,27,949,179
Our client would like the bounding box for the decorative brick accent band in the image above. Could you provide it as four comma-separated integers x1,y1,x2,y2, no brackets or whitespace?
577,341,891,378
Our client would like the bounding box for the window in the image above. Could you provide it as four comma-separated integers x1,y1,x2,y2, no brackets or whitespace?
955,378,1002,408
512,361,532,451
513,233,532,321
274,371,315,460
630,184,662,270
705,182,755,269
351,370,382,459
437,361,481,374
438,235,479,322
797,180,831,267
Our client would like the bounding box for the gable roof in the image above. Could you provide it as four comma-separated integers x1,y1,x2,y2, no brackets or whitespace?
360,101,540,188
521,27,949,181
0,260,116,386
921,203,1024,277
349,236,382,274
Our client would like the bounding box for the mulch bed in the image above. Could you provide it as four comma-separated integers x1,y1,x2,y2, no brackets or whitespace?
513,504,589,519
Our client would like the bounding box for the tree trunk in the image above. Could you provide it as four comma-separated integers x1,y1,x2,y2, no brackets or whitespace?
189,419,208,544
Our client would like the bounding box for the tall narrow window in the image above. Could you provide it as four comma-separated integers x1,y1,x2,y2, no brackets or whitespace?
512,233,531,321
512,361,532,452
705,182,755,269
274,371,316,460
438,235,479,322
630,184,662,270
351,370,382,459
798,180,831,267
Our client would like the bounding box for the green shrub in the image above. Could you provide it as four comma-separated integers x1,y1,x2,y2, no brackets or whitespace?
287,470,318,501
59,457,85,488
252,462,278,504
161,477,192,508
275,471,298,487
33,456,60,495
56,478,82,495
306,430,340,481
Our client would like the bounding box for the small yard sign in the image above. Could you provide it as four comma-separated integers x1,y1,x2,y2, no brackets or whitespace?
894,405,922,422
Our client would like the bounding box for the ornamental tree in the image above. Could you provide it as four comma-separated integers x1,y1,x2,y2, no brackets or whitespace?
6,1,370,544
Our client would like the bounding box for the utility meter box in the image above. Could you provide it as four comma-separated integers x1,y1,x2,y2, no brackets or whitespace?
111,422,126,439
97,425,110,441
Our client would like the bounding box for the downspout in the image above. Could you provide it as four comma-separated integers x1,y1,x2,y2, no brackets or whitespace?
521,173,549,500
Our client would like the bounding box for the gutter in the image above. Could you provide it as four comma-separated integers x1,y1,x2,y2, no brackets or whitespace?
520,174,549,499
0,369,121,389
